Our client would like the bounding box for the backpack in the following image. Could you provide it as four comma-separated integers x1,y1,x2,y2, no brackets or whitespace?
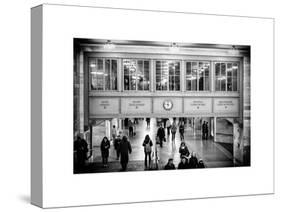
145,141,152,153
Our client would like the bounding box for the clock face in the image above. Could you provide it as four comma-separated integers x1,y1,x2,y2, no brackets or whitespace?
163,100,173,111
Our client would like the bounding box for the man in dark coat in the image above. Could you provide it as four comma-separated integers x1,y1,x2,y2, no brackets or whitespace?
164,158,176,170
179,122,185,141
74,135,88,170
178,156,189,169
189,152,199,168
114,132,122,160
205,122,209,140
119,136,132,171
202,121,206,139
100,137,110,167
157,124,165,148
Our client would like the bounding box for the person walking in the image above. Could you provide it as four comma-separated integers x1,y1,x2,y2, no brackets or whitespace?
74,135,88,170
146,117,150,129
112,125,117,143
171,120,177,143
157,124,165,148
100,136,110,167
202,121,208,140
114,131,122,160
142,134,153,169
166,118,171,137
119,136,132,171
204,122,209,140
128,119,134,137
179,141,190,158
179,122,185,141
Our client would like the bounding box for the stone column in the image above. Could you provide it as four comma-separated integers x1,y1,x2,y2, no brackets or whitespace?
213,117,217,142
233,122,243,165
242,56,251,166
150,59,154,92
180,60,185,92
210,61,215,92
105,120,111,139
117,58,122,92
79,50,84,134
118,119,123,132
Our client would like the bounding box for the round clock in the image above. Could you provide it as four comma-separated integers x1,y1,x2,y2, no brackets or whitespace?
163,100,173,111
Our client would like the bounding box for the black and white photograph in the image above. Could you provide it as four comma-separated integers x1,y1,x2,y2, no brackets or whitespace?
73,38,251,174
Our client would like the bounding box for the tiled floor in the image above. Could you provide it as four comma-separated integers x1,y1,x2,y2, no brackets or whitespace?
82,118,235,173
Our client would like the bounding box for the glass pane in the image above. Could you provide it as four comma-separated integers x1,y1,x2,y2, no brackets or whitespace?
186,62,191,75
232,63,238,78
215,63,220,76
123,59,137,90
156,74,161,90
204,62,210,91
204,76,209,90
129,61,136,90
186,62,192,90
186,79,191,90
169,76,174,90
123,59,130,90
89,58,97,90
232,77,238,91
215,62,221,91
226,63,232,91
221,63,226,91
96,59,104,90
111,60,117,90
227,76,232,91
198,62,204,90
221,63,226,76
221,78,226,91
156,61,168,90
175,62,180,90
137,60,144,90
123,59,129,75
169,62,174,91
204,62,210,77
175,76,180,91
175,62,180,75
169,62,175,76
143,61,150,90
227,63,232,78
192,62,198,91
105,59,110,90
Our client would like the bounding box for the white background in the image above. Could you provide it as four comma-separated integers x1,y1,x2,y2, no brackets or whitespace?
0,0,280,211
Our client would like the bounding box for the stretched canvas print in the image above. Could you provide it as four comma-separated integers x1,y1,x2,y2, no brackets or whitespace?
31,4,274,208
73,38,251,174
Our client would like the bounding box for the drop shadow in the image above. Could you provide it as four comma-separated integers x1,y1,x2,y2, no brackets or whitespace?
18,194,30,204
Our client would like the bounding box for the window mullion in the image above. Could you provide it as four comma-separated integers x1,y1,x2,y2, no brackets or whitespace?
196,62,198,91
109,59,112,90
167,61,169,91
103,59,105,91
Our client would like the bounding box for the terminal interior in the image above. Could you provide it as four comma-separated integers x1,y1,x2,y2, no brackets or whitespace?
73,39,251,173
77,117,240,173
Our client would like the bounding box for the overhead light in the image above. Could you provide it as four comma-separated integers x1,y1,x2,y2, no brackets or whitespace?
169,42,179,52
90,63,96,68
103,40,115,49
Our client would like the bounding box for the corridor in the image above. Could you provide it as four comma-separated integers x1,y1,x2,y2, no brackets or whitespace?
78,118,235,173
